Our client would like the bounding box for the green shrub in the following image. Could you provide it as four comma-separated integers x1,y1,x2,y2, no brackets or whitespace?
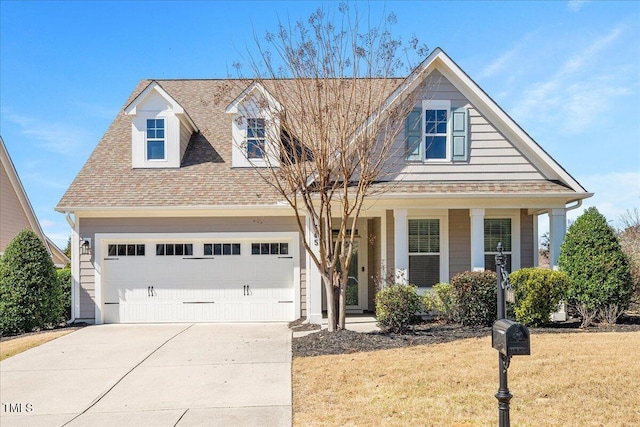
0,229,65,336
451,270,497,326
509,268,568,326
375,283,423,333
56,267,72,320
559,207,633,326
423,282,457,322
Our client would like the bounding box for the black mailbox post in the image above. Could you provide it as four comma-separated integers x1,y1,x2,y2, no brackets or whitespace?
492,243,530,427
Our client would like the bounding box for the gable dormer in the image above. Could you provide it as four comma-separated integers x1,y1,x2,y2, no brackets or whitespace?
226,82,282,168
125,81,197,169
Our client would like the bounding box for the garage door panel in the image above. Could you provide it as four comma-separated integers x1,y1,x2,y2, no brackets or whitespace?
102,236,296,323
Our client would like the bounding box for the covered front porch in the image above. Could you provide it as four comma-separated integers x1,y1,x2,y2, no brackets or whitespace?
303,202,570,325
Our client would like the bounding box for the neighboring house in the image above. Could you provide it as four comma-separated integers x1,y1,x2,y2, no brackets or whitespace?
1,136,69,267
56,48,591,325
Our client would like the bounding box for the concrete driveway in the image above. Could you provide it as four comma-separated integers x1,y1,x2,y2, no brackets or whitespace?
0,323,292,426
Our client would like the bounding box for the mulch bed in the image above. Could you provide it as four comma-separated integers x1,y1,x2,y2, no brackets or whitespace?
292,313,640,358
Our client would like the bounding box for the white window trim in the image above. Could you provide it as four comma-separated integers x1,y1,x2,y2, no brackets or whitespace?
422,99,451,163
406,211,449,292
484,210,521,272
145,117,167,162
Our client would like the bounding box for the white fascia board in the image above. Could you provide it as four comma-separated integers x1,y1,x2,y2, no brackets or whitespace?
124,81,198,131
225,82,283,114
432,53,588,194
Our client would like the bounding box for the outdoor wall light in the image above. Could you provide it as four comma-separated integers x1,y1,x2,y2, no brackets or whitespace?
81,238,92,255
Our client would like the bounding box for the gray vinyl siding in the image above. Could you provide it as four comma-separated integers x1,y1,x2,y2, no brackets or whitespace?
385,70,545,182
79,253,95,319
179,123,191,161
77,216,305,321
448,209,471,279
368,217,381,311
520,209,535,268
300,269,307,318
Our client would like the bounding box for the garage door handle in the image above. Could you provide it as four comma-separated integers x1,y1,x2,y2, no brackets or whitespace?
148,286,155,297
243,285,251,296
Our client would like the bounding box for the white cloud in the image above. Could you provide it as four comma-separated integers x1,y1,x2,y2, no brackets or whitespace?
478,30,539,80
2,110,93,157
567,0,589,12
509,24,631,134
571,171,640,228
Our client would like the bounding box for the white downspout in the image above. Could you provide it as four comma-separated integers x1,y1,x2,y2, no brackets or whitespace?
65,212,78,324
565,199,583,212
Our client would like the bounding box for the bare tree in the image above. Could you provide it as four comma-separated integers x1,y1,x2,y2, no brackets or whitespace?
230,5,428,331
619,208,640,305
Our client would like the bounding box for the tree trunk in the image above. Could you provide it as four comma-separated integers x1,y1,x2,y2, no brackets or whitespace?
338,282,346,330
323,276,337,332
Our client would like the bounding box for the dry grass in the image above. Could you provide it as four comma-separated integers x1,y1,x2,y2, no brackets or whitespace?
293,332,640,426
0,329,77,361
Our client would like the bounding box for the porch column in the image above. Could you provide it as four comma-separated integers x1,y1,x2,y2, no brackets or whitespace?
305,213,322,324
470,208,485,271
394,209,408,283
548,208,566,270
533,213,539,267
380,211,388,282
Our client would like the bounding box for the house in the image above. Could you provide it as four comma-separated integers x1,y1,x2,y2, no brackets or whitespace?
1,136,69,267
56,48,591,325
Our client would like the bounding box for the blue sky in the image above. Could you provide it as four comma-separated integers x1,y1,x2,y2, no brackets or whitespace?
1,0,639,248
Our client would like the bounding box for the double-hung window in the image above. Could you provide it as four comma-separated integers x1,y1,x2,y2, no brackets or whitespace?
484,218,512,272
246,118,266,159
146,119,165,160
425,107,448,160
408,219,441,289
405,100,468,162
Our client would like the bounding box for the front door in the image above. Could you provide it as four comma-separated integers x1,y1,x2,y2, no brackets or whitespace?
345,239,367,313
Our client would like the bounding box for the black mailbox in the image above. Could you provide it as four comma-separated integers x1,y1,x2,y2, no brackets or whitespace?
492,319,530,357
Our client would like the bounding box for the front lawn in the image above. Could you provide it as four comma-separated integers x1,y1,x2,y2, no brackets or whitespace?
293,331,640,426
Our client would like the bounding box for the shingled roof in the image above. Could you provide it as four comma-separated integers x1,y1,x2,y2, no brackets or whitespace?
56,73,584,211
57,78,407,210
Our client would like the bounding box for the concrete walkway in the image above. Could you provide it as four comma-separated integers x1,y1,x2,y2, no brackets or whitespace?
292,314,381,338
0,323,291,427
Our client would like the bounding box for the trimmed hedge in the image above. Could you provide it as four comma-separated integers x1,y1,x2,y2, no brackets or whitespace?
375,284,423,333
56,267,72,321
423,282,457,322
0,229,65,336
509,268,568,326
451,270,497,326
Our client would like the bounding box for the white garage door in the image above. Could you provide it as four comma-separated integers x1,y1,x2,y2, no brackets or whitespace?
101,237,296,323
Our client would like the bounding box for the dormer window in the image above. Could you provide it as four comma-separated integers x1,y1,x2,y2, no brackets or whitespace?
227,82,283,168
247,118,266,159
146,119,165,160
125,81,197,169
